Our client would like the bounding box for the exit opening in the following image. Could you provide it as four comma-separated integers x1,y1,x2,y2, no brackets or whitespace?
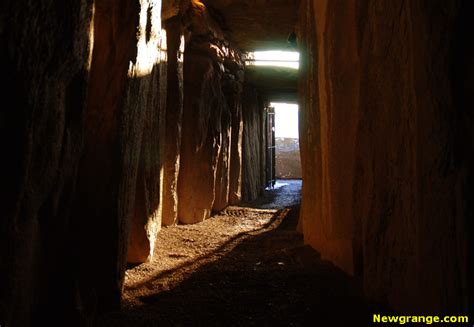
272,102,301,180
245,51,300,69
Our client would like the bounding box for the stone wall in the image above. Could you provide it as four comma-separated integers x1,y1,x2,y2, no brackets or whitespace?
6,0,472,323
228,75,244,205
0,1,94,325
73,0,167,308
177,1,244,224
298,0,473,314
453,2,474,313
0,0,168,324
242,86,266,202
124,0,167,264
161,16,185,226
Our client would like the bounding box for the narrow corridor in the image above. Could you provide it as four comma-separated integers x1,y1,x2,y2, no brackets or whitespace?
2,1,472,325
99,181,371,326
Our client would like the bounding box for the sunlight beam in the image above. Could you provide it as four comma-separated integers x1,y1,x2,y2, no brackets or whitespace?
246,51,300,69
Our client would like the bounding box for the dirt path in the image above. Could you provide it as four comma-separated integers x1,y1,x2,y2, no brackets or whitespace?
99,180,373,326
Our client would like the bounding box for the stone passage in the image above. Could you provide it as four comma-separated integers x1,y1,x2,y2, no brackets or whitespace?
1,0,473,325
99,183,373,326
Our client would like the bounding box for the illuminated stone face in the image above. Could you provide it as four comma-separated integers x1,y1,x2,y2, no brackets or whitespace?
128,0,165,78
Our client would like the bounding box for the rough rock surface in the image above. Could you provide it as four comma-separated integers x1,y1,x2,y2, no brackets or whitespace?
213,67,244,210
0,0,169,324
212,97,232,212
75,0,167,306
298,0,473,314
73,0,143,312
164,0,301,52
161,17,185,226
3,0,472,324
203,0,301,51
0,1,94,325
125,0,167,264
177,1,244,224
228,78,244,204
242,86,266,201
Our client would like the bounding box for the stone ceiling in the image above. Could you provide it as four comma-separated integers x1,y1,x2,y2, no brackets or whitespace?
161,0,301,101
200,0,301,102
202,0,301,51
245,65,298,102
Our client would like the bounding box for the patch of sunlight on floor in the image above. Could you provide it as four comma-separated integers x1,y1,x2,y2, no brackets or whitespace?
266,181,289,190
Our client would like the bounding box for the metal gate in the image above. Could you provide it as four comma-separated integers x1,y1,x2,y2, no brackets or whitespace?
265,105,276,189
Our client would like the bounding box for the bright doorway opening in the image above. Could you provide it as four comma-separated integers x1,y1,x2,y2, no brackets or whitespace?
245,51,300,69
271,102,301,179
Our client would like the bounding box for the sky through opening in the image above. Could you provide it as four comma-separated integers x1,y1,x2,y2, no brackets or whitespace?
246,51,299,69
272,102,299,139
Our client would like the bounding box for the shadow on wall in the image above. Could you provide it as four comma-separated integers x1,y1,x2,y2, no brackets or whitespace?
451,0,474,316
0,0,171,325
0,0,96,326
71,0,168,319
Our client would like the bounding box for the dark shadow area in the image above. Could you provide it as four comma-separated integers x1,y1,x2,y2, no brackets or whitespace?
98,204,385,326
451,0,474,316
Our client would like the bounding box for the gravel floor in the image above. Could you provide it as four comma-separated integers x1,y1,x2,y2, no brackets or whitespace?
98,180,375,326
